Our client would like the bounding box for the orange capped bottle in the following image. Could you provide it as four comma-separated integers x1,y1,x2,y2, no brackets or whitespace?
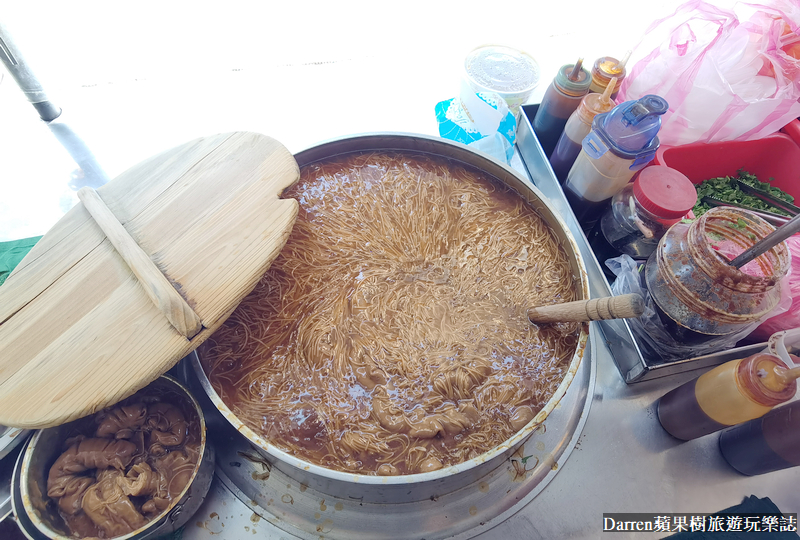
589,55,628,99
657,353,799,441
549,77,617,183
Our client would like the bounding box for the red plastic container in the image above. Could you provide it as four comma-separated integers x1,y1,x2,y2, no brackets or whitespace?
652,128,800,200
652,120,800,343
781,118,800,151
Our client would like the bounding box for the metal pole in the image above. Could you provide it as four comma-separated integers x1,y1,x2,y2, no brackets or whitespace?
0,22,108,187
0,21,61,122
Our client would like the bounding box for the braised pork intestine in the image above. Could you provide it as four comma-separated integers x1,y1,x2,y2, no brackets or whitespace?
95,403,147,440
47,394,199,538
81,470,147,538
201,152,579,475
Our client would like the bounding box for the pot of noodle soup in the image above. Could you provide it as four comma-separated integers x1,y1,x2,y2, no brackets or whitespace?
191,133,590,504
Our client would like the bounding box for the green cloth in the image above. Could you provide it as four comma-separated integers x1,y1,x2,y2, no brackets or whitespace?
0,236,41,286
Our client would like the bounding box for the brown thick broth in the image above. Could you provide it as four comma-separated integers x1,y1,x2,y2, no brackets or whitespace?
201,152,579,475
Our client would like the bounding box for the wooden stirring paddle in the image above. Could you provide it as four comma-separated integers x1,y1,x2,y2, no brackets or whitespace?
528,293,644,324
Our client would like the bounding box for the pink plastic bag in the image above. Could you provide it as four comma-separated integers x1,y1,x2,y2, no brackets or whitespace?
750,235,800,340
618,0,800,146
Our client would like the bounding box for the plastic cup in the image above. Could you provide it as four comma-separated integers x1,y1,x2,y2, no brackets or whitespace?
463,45,540,119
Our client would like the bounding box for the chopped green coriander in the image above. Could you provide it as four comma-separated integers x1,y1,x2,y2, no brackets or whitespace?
692,169,794,217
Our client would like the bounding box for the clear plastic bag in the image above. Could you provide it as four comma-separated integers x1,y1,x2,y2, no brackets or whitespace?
765,327,800,368
618,0,800,146
607,254,790,362
434,84,517,164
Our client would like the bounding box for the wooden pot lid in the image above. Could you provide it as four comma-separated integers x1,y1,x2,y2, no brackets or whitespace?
0,132,299,428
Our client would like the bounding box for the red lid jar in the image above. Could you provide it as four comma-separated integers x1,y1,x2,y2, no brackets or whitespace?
598,165,697,260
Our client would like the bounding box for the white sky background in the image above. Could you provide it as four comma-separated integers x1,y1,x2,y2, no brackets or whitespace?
0,0,694,240
3,1,694,90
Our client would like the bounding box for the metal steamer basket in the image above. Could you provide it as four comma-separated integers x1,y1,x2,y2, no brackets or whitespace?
12,375,215,540
189,133,592,539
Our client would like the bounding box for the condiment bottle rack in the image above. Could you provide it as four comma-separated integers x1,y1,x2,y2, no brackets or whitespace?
516,104,770,382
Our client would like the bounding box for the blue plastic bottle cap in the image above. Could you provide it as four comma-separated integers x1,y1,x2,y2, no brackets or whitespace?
596,94,669,156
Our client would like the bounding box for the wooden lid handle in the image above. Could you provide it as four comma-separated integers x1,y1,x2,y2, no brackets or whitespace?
78,187,203,339
528,293,644,324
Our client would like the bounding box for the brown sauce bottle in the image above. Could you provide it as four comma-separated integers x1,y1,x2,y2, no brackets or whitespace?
657,353,798,441
532,59,591,157
719,400,800,476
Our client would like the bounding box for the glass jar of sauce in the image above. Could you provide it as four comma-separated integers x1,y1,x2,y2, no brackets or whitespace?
590,166,697,265
644,207,789,347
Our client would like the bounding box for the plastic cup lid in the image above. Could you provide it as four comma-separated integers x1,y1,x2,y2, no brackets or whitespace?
464,46,540,96
633,166,697,219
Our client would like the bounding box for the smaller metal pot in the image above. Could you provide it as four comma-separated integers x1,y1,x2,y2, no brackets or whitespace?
12,375,215,540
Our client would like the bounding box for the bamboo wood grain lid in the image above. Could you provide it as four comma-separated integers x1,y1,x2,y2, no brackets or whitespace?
0,132,300,428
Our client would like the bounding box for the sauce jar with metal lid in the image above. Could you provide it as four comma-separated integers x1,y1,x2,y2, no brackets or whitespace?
658,353,798,441
590,166,697,264
643,207,789,348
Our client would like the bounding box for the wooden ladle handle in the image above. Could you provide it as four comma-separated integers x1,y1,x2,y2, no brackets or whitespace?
528,293,644,324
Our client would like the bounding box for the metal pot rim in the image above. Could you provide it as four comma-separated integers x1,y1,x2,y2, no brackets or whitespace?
18,374,208,540
194,132,591,485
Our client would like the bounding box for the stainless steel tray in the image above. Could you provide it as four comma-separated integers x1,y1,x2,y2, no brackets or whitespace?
0,427,29,462
516,105,766,383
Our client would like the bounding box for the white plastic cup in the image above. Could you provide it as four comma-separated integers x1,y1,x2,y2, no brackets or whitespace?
463,45,540,119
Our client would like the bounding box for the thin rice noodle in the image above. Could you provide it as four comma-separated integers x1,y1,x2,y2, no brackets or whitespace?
200,152,578,475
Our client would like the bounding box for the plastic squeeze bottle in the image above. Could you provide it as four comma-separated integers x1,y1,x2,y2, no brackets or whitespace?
549,77,617,183
588,52,629,99
719,400,800,476
532,59,592,157
562,94,668,231
657,353,799,441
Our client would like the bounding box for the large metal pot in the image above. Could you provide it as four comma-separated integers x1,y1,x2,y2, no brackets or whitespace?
191,133,590,505
12,375,215,540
